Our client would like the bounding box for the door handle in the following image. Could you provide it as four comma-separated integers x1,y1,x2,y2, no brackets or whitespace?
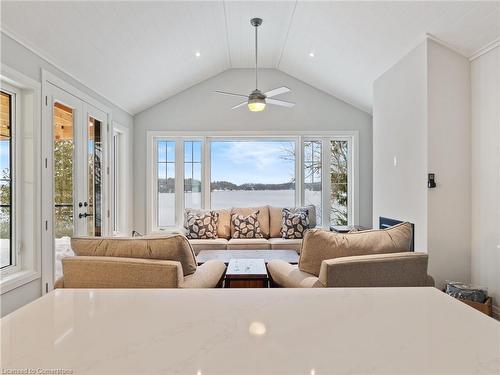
79,213,93,219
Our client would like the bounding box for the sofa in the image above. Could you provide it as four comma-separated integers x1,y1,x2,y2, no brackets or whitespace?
55,234,226,289
186,205,316,254
267,223,435,288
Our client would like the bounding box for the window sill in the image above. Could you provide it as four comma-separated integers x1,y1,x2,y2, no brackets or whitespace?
0,269,41,295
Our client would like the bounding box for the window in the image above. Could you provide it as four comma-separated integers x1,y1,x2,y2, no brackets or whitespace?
0,91,13,269
330,140,349,225
156,140,176,227
184,141,202,209
111,124,129,236
210,140,295,209
53,102,74,239
149,133,355,231
304,140,322,226
1,65,40,292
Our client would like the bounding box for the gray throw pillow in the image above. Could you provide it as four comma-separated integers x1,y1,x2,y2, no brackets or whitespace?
185,211,219,239
281,207,310,239
231,210,263,238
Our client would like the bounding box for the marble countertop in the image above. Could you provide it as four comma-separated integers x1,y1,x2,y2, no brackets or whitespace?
1,287,499,374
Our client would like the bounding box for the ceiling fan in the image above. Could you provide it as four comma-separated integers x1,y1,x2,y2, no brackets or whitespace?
213,17,295,112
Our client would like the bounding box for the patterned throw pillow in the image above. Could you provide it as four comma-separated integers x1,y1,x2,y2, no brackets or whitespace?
185,211,219,239
231,210,263,239
281,208,310,239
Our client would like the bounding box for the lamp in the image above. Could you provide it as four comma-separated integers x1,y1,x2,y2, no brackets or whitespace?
247,89,266,112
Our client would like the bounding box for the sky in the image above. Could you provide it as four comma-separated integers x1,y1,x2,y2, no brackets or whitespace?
157,140,296,185
210,141,295,185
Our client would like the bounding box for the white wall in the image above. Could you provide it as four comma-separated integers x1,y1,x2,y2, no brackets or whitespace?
373,42,428,249
373,39,471,288
470,45,500,317
133,68,373,233
426,40,471,289
0,32,134,316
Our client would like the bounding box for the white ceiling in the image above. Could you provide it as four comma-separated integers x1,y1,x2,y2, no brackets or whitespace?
2,1,499,114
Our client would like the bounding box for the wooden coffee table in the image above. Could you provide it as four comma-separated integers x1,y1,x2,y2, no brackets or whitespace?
196,249,299,265
224,258,269,288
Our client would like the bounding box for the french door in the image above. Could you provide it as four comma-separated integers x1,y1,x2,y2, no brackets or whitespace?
42,82,109,290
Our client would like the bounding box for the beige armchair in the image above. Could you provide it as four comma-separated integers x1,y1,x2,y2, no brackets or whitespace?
55,234,225,289
268,223,435,288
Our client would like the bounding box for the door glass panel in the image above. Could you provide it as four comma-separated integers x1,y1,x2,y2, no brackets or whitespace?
88,116,102,236
53,102,74,278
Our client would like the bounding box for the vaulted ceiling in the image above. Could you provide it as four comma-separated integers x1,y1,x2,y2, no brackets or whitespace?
1,1,499,115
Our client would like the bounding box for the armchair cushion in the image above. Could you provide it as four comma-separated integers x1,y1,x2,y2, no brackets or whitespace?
319,252,432,287
71,234,197,276
60,256,184,288
267,260,323,288
182,260,226,288
299,223,413,276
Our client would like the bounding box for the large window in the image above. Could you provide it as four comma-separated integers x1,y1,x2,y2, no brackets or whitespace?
210,140,295,209
151,134,355,231
0,91,13,269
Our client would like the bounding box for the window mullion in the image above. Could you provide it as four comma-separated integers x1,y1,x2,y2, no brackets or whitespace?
296,136,303,207
175,138,184,228
322,138,331,228
203,139,211,210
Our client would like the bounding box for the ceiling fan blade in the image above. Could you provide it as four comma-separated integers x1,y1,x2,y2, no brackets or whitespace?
231,101,248,110
267,98,295,107
264,86,291,98
213,91,248,98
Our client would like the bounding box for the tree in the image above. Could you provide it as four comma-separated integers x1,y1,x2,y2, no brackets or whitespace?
54,140,74,238
0,168,10,238
280,140,349,226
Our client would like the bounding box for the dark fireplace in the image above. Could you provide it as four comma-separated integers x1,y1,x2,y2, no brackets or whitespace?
379,217,414,251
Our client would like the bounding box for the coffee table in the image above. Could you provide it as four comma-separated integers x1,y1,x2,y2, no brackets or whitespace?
196,249,299,265
224,258,269,288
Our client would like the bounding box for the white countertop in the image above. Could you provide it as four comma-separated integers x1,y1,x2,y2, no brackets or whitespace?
1,287,499,374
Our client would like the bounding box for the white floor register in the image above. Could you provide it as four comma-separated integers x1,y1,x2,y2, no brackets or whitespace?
1,287,499,374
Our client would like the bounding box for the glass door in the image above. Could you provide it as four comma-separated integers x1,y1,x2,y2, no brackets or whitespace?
83,105,107,237
48,85,108,281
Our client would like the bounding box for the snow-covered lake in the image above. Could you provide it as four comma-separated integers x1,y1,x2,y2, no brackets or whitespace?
159,190,321,226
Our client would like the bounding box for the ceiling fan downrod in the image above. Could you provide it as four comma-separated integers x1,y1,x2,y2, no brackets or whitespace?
251,17,262,91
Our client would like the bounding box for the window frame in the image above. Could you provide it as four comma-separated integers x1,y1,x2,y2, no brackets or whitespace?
0,83,20,277
147,131,358,233
110,122,130,237
0,64,41,294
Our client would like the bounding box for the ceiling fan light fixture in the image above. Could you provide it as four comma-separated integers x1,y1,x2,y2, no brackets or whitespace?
248,98,266,112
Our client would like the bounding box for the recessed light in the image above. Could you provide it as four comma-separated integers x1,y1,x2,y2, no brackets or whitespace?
195,52,201,58
308,52,315,58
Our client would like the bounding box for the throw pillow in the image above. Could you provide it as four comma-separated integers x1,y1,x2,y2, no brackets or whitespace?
281,208,310,239
185,211,219,239
231,210,263,238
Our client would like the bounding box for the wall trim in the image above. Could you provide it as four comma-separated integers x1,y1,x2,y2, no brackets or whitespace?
469,38,500,61
425,33,468,58
0,28,133,116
